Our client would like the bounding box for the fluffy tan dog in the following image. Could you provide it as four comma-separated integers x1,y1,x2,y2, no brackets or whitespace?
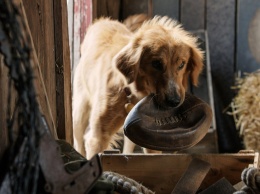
73,15,204,159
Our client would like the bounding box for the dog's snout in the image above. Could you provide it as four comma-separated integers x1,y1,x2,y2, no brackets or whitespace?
165,95,181,107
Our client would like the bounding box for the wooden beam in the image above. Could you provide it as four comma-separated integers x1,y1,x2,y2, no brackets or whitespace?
92,0,120,20
180,0,205,31
207,0,242,152
21,0,57,138
53,0,73,143
0,55,9,160
121,0,149,20
101,153,256,193
152,0,180,20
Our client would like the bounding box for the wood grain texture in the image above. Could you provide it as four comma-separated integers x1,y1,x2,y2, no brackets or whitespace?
121,0,149,20
101,153,256,193
180,0,205,30
207,0,236,105
23,0,57,136
152,0,180,20
207,0,242,152
236,0,260,74
53,0,73,143
93,0,120,20
0,56,9,160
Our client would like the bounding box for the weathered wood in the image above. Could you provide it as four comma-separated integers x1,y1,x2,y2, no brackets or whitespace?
121,0,149,20
236,0,260,74
100,153,257,194
0,55,9,160
92,0,120,20
80,0,92,42
53,0,73,143
191,30,216,131
22,0,57,137
180,0,205,30
72,0,81,71
191,31,209,106
152,0,180,20
206,0,242,152
207,0,236,105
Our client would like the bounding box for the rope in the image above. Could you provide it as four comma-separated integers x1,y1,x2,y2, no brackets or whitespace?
103,171,155,194
234,167,260,194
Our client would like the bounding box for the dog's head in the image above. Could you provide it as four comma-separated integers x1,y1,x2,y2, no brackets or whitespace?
113,16,204,108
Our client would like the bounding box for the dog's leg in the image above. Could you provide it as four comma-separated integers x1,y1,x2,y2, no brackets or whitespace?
123,136,136,153
72,97,90,157
84,126,113,159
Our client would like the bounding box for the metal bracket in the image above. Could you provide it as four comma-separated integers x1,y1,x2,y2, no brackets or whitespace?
39,117,102,194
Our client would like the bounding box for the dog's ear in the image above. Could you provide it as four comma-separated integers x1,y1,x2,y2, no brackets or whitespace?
188,47,204,86
113,42,143,84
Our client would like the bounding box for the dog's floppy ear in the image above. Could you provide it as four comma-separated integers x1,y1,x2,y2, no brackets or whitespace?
188,47,204,86
113,42,143,84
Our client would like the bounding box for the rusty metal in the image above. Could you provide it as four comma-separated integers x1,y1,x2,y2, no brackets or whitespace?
39,117,102,194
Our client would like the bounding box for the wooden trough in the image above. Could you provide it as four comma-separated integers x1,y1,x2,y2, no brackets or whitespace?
100,151,259,193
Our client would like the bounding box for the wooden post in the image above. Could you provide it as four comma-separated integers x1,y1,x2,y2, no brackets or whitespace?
53,0,73,143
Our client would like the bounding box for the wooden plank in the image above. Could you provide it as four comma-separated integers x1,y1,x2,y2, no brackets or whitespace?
236,0,260,74
191,30,217,131
152,0,180,20
93,0,120,20
192,31,209,105
121,0,149,20
53,0,73,143
80,0,92,42
180,0,205,31
22,0,57,138
206,0,242,153
207,0,236,105
67,0,73,70
100,153,255,193
73,0,81,70
0,55,9,160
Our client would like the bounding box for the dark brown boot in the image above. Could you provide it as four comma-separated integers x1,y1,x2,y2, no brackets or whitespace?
124,93,213,151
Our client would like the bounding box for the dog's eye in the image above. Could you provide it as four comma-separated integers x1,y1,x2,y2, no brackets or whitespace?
178,62,185,70
151,60,164,71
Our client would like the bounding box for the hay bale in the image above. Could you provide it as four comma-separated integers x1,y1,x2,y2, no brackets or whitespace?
229,70,260,152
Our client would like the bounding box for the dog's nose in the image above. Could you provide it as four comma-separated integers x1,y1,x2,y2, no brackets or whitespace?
165,95,181,107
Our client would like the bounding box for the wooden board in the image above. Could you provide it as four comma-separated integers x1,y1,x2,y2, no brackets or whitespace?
21,0,72,141
206,0,242,153
206,0,236,105
22,0,57,136
53,0,73,143
0,55,9,159
120,0,150,20
92,0,120,20
236,0,260,74
152,0,180,20
101,152,258,194
180,0,205,31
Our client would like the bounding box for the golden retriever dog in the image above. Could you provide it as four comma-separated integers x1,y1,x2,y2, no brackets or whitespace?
72,15,204,159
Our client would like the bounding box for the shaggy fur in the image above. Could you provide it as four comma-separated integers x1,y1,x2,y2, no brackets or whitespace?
73,15,204,159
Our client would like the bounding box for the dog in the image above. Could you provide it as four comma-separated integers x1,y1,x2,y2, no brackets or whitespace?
72,15,204,159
